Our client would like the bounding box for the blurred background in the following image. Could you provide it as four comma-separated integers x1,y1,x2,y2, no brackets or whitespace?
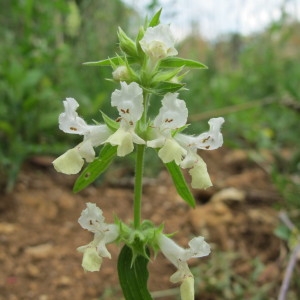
0,0,300,299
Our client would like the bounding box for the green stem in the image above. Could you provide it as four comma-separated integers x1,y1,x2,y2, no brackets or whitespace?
133,144,145,229
142,92,150,125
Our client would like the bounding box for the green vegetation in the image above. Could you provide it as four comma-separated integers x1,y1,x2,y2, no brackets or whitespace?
0,0,131,191
0,1,299,298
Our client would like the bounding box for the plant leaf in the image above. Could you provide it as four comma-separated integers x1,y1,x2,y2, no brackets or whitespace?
118,245,152,300
73,144,117,192
160,57,207,69
165,161,196,208
83,56,137,67
148,8,162,27
150,81,185,95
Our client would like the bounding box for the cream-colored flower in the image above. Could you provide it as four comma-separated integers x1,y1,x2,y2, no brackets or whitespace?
139,24,178,61
53,98,112,174
77,203,119,272
158,234,210,300
105,82,145,156
147,93,224,189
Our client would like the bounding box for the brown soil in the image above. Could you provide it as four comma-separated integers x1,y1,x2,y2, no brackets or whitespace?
0,148,287,300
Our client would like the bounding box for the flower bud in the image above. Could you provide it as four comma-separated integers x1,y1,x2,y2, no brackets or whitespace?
118,27,138,57
112,66,130,81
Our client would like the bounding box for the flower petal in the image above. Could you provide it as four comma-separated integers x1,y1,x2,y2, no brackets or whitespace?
59,98,89,134
188,158,212,189
78,246,102,272
78,202,105,232
180,276,194,300
139,24,178,61
77,140,95,163
84,125,113,147
153,93,188,133
106,127,145,157
197,117,224,150
111,82,143,126
52,148,84,174
158,138,187,164
188,236,211,258
106,128,134,156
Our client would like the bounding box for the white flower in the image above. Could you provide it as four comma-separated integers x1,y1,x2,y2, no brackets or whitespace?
158,234,210,300
176,117,225,188
139,24,178,61
77,203,119,272
105,82,145,156
147,92,188,164
52,98,112,174
147,94,224,188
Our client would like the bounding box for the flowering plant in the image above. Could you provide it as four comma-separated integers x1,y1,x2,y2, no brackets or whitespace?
53,9,224,300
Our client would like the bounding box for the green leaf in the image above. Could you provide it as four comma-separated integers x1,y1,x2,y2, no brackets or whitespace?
148,8,162,27
83,56,137,67
100,111,120,131
165,161,196,208
152,66,184,83
118,27,138,57
73,144,117,192
160,57,208,69
118,245,152,300
150,81,185,95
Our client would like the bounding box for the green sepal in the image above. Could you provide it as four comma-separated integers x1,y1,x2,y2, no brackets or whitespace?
116,219,163,261
83,56,137,67
148,8,162,27
136,26,146,58
100,111,120,131
118,245,152,300
73,144,117,192
165,161,196,208
118,27,138,57
160,57,208,69
149,81,185,95
152,66,184,84
172,124,190,137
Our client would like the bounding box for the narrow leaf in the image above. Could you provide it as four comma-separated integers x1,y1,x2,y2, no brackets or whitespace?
83,56,137,67
148,8,162,27
165,161,196,208
73,144,117,192
160,57,208,69
118,245,152,300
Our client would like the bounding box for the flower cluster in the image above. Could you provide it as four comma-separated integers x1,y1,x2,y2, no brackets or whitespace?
53,11,225,300
78,202,210,299
53,86,224,187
